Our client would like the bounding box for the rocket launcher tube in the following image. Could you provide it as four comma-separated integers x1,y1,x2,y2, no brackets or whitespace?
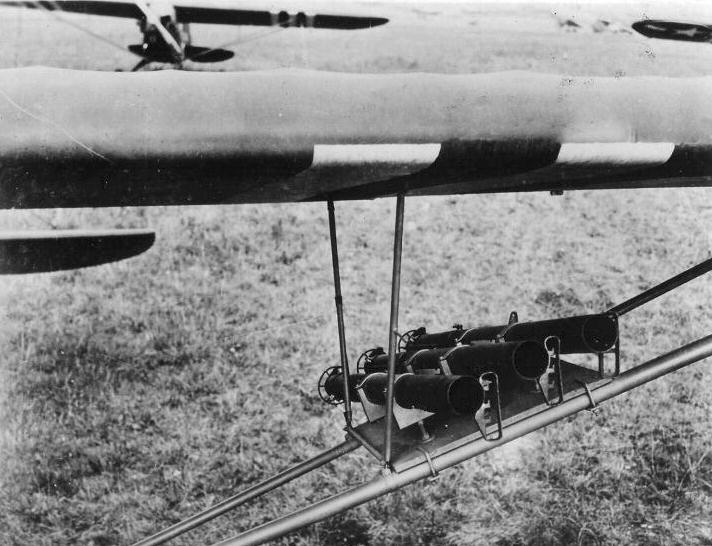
407,313,618,354
365,341,549,386
323,372,365,402
460,314,618,354
360,373,484,415
363,352,409,374
442,341,549,383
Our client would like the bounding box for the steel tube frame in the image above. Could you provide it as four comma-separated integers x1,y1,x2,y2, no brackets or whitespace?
326,199,384,461
213,334,712,546
133,439,359,546
346,426,384,462
609,255,712,316
327,200,354,425
384,195,406,465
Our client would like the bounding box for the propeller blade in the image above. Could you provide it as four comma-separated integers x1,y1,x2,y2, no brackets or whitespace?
133,0,183,60
130,56,152,71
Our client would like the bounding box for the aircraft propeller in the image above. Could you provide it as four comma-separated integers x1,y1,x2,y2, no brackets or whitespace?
127,0,190,68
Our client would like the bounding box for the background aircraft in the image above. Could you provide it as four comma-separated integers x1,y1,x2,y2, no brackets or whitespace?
0,0,388,70
1,2,712,545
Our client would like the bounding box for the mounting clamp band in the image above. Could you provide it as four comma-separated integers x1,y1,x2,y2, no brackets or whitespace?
576,380,600,413
415,447,439,481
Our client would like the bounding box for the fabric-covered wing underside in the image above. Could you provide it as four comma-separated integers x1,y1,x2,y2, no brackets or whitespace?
0,68,710,208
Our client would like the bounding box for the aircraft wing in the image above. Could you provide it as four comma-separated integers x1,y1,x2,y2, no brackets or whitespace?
0,229,155,273
0,68,709,209
0,0,389,29
633,19,712,43
173,1,389,29
0,0,144,19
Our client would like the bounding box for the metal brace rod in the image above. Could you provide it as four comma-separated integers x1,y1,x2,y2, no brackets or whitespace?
346,426,385,463
212,333,712,546
384,194,405,466
133,438,359,546
327,200,354,425
608,255,712,317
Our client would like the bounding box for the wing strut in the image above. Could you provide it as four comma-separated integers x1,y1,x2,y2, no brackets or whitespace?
384,194,406,466
325,200,386,462
608,255,712,317
327,200,355,427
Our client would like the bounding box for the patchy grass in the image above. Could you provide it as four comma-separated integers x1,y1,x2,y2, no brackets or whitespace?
1,3,712,546
2,194,711,546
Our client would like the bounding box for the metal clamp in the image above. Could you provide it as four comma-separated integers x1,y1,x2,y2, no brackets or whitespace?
537,336,564,406
576,380,601,414
475,372,503,441
596,314,621,379
495,311,519,342
438,356,453,376
415,447,439,482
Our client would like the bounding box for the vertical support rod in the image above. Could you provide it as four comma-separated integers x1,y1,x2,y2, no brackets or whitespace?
327,200,353,425
384,195,406,465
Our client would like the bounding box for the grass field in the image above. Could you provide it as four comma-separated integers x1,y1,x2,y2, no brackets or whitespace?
1,2,712,545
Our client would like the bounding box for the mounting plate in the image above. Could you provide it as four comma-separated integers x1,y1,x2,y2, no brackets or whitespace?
353,360,605,472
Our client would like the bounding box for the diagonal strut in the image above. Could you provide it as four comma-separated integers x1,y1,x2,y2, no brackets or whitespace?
384,194,406,466
327,200,354,426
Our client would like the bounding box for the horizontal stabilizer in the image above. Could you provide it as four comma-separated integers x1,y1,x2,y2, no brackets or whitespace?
0,229,154,274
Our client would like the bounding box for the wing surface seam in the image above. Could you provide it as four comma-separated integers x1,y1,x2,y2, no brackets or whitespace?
0,86,112,163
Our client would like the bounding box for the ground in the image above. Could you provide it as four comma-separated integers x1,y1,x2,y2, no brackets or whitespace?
0,2,712,545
